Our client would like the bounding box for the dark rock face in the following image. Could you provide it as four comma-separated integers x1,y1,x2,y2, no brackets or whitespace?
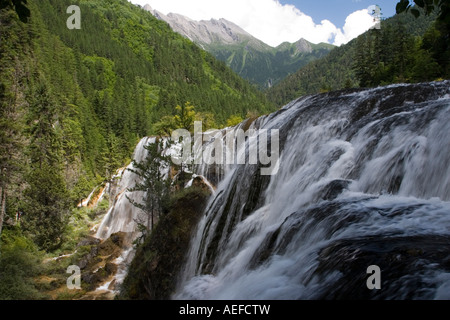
320,179,352,201
316,235,450,300
77,236,101,248
81,273,101,285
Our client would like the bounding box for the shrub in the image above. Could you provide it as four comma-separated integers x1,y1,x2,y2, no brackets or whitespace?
0,228,48,300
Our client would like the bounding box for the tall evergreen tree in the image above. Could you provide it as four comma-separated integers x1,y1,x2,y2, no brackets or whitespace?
0,4,28,235
21,79,71,251
22,162,71,251
126,139,171,241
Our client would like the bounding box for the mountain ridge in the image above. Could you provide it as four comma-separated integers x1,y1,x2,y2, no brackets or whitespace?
144,4,259,47
143,4,334,88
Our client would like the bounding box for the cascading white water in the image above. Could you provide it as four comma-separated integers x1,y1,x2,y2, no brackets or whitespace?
94,137,156,293
174,81,450,300
96,137,156,242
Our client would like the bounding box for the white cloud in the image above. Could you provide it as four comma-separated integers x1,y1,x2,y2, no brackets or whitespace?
333,9,376,46
129,0,376,47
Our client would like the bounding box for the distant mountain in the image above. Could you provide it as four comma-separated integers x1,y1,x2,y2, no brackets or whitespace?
144,5,258,47
143,5,334,88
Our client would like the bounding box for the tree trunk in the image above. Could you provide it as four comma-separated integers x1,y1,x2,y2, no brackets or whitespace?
151,199,154,232
0,186,5,236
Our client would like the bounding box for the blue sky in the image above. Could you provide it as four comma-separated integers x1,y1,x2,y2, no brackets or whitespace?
130,0,398,46
278,0,396,27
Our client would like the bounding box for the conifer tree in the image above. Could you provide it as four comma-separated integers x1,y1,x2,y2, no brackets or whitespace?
174,102,196,133
126,139,171,241
0,4,28,235
21,79,71,251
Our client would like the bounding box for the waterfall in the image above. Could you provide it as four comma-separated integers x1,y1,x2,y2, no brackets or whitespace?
94,137,156,293
174,81,450,300
96,136,156,242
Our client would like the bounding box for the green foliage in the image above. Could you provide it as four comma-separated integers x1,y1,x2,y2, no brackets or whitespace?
226,115,244,127
59,199,108,254
0,228,47,300
395,1,450,77
21,163,71,252
353,14,449,87
153,115,177,137
27,78,63,167
195,112,218,131
0,3,30,236
396,0,450,23
173,102,196,133
0,0,30,23
154,102,221,135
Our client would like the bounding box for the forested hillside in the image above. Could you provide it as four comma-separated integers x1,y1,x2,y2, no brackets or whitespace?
266,8,446,107
0,0,274,296
209,39,334,89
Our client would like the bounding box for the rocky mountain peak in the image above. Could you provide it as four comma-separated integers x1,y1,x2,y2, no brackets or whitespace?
295,38,313,53
143,4,152,12
143,5,251,45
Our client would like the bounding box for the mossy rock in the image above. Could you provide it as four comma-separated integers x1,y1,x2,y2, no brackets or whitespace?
118,186,211,300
